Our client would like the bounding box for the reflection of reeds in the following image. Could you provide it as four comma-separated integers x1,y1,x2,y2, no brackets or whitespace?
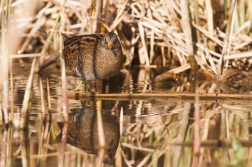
120,100,252,166
20,58,36,129
1,0,252,166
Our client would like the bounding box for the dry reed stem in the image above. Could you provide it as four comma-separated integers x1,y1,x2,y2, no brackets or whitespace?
67,92,252,101
0,53,41,58
59,33,69,122
39,78,46,120
3,0,252,78
1,0,9,125
120,107,123,137
124,140,252,148
46,78,52,110
180,0,193,56
9,59,14,122
205,0,213,35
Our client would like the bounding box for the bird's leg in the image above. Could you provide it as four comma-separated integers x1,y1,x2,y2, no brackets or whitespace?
89,80,97,93
84,81,89,92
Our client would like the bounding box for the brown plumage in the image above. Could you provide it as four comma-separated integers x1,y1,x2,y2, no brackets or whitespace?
63,32,124,80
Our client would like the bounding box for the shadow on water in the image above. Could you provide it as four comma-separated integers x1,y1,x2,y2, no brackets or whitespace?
2,62,252,167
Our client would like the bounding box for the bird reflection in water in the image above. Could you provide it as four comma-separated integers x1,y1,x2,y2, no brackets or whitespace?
55,104,120,164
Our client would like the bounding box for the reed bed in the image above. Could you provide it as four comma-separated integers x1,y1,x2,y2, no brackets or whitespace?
2,0,252,73
1,0,252,167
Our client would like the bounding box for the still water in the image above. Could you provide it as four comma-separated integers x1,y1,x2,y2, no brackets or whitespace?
2,62,252,167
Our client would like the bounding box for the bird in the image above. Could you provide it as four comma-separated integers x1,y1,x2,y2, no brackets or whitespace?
63,32,124,81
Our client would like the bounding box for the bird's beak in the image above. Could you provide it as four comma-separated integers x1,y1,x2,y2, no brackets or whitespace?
107,41,114,50
104,152,110,159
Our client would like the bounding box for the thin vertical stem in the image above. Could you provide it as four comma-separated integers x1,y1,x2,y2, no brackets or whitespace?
193,0,200,43
46,78,51,110
95,0,103,33
39,78,46,120
1,0,9,124
59,33,69,122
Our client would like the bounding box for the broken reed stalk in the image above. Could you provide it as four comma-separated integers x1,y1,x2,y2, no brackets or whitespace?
20,58,36,129
1,0,10,124
59,33,69,122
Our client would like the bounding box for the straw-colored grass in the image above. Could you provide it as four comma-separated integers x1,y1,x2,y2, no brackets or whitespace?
1,0,252,167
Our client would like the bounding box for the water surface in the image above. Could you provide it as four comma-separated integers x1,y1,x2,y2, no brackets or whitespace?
2,61,252,167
